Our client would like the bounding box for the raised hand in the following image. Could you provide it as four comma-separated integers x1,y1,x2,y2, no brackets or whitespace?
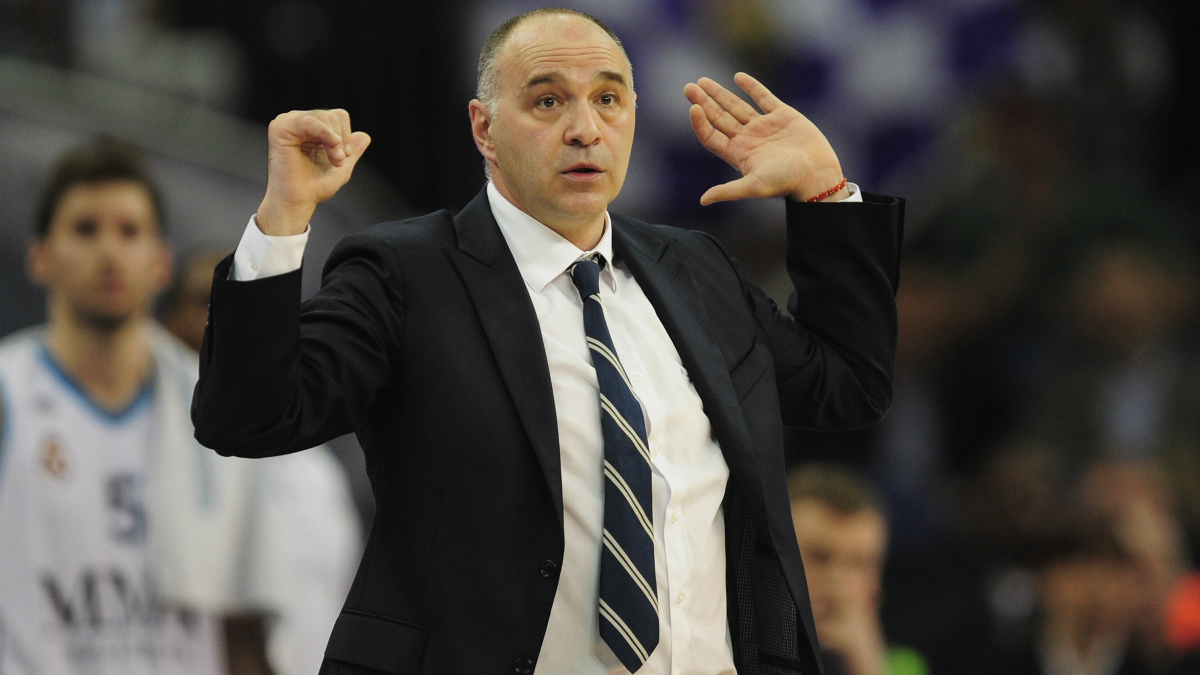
684,73,846,205
256,109,372,236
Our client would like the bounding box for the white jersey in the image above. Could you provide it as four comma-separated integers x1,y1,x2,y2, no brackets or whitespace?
0,339,223,675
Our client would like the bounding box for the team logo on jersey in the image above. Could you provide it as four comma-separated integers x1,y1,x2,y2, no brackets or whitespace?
40,436,68,478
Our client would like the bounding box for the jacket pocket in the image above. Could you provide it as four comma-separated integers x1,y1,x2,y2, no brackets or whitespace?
729,337,772,403
324,609,427,674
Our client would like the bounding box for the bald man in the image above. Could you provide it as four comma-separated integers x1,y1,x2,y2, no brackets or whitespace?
193,8,903,675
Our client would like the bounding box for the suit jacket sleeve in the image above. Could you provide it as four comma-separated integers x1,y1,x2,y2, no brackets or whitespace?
706,192,902,431
192,233,405,457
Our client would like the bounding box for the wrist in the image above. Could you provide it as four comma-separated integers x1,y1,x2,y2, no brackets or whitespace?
789,168,848,202
791,177,848,203
821,184,851,202
255,197,315,237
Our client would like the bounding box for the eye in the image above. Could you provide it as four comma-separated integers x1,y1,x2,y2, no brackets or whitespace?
74,218,98,238
537,96,557,109
599,93,617,106
120,222,140,239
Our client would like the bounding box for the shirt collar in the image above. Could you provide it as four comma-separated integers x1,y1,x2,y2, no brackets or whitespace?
486,181,616,293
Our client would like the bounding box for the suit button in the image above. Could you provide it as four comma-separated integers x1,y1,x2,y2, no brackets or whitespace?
539,560,558,578
514,656,535,674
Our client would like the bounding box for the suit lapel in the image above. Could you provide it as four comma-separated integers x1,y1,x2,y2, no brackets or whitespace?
448,189,563,524
611,217,765,517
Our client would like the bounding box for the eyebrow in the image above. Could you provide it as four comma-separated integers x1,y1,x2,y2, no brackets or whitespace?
523,70,628,89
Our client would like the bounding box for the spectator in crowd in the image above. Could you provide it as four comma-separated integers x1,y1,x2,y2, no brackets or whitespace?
1004,516,1153,675
1078,462,1200,672
964,442,1068,659
1026,236,1196,465
0,139,358,675
788,463,928,675
1020,235,1200,556
160,248,228,354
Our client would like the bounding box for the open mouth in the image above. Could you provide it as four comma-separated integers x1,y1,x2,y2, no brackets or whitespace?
563,164,604,176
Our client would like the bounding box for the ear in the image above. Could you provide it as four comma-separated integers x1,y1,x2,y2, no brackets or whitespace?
27,238,50,288
469,99,499,168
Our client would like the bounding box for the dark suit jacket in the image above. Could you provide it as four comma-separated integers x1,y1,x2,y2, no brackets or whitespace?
192,187,903,675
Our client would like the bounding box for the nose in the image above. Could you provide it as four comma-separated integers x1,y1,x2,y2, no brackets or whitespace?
97,227,124,257
564,102,601,147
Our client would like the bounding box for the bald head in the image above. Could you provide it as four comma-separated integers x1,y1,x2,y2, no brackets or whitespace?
476,9,633,113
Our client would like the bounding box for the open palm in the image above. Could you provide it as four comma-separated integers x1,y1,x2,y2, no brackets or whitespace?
684,73,844,205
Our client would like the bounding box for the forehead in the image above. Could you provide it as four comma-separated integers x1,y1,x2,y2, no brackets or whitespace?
497,15,628,85
49,180,161,237
57,181,155,215
792,500,886,548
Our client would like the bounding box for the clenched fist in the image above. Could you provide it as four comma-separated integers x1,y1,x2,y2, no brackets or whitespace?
255,109,372,236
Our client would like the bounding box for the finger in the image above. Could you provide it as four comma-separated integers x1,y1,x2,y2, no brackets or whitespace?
684,83,742,137
697,77,758,123
734,72,785,114
301,112,346,166
350,130,371,154
331,109,354,159
700,175,768,206
344,131,372,169
292,115,345,165
688,103,732,158
317,110,350,166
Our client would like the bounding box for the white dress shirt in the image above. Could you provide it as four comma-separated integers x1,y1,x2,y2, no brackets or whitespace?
231,181,861,674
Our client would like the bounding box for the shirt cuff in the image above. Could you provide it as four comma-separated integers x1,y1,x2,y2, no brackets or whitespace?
840,182,863,202
230,215,309,281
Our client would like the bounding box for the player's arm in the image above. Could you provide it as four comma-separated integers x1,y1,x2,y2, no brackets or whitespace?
225,614,273,675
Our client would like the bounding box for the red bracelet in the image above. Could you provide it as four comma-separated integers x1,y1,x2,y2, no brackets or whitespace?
805,178,848,202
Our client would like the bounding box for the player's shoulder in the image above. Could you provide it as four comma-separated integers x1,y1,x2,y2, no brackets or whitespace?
0,327,47,446
147,323,199,381
0,327,46,371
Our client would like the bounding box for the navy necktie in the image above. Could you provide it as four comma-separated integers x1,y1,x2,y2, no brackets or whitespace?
569,255,659,671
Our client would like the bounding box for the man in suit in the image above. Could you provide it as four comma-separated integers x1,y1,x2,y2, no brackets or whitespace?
192,8,903,675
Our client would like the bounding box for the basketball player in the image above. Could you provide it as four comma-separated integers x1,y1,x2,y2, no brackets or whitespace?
0,139,274,675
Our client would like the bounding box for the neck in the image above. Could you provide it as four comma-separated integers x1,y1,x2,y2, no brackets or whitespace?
490,178,606,250
44,297,153,413
1044,614,1115,664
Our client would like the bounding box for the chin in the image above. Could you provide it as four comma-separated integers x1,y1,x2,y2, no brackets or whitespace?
555,191,613,218
76,304,138,331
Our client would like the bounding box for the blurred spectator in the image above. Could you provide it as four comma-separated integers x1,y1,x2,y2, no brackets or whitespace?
1079,462,1200,671
160,247,363,675
1017,233,1200,559
160,249,227,353
788,463,930,675
1026,237,1195,465
1003,516,1153,675
965,443,1068,654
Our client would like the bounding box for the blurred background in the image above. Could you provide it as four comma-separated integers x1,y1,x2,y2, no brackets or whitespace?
2,0,1198,673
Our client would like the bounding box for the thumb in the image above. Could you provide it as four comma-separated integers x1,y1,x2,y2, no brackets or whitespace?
700,175,766,205
342,131,372,171
348,131,371,159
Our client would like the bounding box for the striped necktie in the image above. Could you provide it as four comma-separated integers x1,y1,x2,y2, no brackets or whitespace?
569,255,659,671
